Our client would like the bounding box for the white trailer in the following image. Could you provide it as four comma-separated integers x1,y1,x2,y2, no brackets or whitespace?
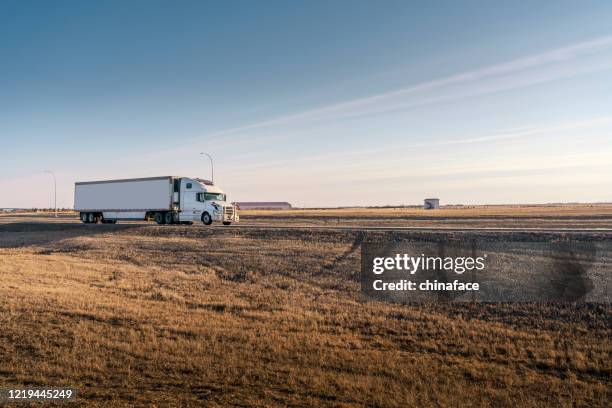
74,176,239,225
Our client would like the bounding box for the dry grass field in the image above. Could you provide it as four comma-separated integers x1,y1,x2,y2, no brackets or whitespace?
239,204,612,229
0,207,610,406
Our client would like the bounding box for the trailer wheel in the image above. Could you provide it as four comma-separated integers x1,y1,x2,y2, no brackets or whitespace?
81,213,88,223
201,212,212,225
87,213,95,223
223,221,231,226
155,212,165,225
164,212,174,224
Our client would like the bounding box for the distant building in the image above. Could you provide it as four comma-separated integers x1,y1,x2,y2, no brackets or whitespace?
1,208,15,213
424,198,440,209
234,202,292,210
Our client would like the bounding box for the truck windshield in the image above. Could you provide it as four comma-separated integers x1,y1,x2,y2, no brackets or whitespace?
198,193,225,202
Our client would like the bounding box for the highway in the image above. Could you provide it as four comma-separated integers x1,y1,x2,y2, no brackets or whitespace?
1,219,611,235
223,223,612,234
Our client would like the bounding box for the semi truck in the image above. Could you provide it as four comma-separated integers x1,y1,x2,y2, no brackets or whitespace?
74,176,239,225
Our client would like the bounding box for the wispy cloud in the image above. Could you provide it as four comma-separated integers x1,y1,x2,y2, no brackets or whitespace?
433,116,612,145
217,116,612,174
110,35,612,169
191,35,612,142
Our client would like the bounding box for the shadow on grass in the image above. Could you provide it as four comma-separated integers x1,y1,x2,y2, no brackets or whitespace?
0,222,147,248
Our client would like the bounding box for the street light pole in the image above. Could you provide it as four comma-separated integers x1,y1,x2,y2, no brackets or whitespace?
200,152,214,183
43,170,57,218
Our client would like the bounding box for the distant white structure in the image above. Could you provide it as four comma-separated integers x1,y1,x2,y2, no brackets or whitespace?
424,198,440,209
234,202,292,210
1,208,15,213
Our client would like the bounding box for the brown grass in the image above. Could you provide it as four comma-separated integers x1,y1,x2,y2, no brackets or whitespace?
237,204,612,229
242,203,612,217
0,215,610,407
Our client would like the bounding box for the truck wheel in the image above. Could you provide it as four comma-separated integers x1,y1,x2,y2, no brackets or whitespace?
155,212,165,225
201,212,212,225
81,213,88,223
164,212,174,224
223,221,231,226
87,213,95,223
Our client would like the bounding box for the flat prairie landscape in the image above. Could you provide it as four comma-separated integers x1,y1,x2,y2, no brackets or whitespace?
0,205,610,407
238,204,612,229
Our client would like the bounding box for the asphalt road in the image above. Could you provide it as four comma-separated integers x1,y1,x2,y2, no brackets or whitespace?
224,223,612,233
1,219,611,234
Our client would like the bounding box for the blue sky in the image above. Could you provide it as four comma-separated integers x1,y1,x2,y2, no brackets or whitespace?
1,0,612,207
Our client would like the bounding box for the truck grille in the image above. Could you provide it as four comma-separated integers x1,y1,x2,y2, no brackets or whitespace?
224,206,234,217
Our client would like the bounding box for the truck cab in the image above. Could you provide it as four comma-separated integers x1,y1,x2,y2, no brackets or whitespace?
177,177,238,225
